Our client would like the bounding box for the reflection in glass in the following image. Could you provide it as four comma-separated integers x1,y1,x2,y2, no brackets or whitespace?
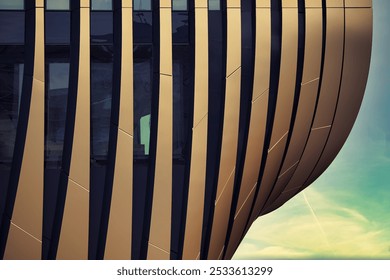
91,0,112,10
91,47,113,166
209,0,220,10
133,45,153,157
45,62,69,168
133,0,151,11
45,12,70,45
46,0,69,10
0,12,25,44
133,11,153,43
0,0,24,9
173,0,187,11
0,48,24,169
91,12,113,44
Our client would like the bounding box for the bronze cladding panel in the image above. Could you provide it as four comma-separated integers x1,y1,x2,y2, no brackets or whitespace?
266,6,345,209
57,180,89,259
305,7,372,187
182,3,208,260
248,5,298,225
265,6,323,206
104,5,134,260
208,49,241,260
57,5,90,259
147,3,173,258
225,5,271,260
4,7,45,260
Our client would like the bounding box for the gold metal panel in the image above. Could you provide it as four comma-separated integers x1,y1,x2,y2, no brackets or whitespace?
4,224,41,260
256,0,270,8
227,0,240,8
104,130,133,260
147,74,172,258
208,168,236,259
159,9,172,76
192,7,209,127
68,8,90,190
312,8,344,128
268,6,298,148
263,187,297,215
305,7,372,187
301,8,322,84
147,243,170,260
225,184,256,260
226,8,241,76
4,8,45,259
57,7,90,260
326,0,344,7
57,180,89,259
195,0,208,8
252,8,271,101
80,0,90,8
345,0,372,7
9,79,44,240
248,134,288,225
283,126,330,192
279,80,319,176
118,7,133,135
282,0,298,8
104,4,134,260
305,0,322,8
182,6,209,260
237,92,268,211
278,7,345,196
160,0,172,8
215,68,241,201
182,117,208,260
122,0,132,8
36,0,44,7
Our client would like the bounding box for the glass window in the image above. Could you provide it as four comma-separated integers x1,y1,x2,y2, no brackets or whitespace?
0,46,24,169
45,62,70,167
91,46,113,165
172,0,187,11
133,45,153,157
209,0,220,10
91,0,112,10
133,0,151,11
0,0,24,9
91,12,113,44
46,0,69,10
133,11,153,43
45,12,70,45
0,12,25,44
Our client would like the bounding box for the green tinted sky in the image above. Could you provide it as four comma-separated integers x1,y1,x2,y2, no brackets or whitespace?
234,0,390,259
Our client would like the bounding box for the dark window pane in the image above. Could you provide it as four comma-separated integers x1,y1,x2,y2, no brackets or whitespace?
46,0,69,10
173,46,192,159
0,12,25,44
172,12,189,44
173,0,187,11
0,0,24,9
45,46,70,168
91,0,112,10
91,12,113,44
133,11,153,43
0,46,24,169
133,0,151,11
209,0,220,10
133,45,152,157
91,45,113,165
45,12,70,45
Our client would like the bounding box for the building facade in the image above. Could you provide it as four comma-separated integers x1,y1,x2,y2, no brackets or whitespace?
0,0,372,259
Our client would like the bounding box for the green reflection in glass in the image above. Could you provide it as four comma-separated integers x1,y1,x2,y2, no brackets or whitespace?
91,0,112,10
140,114,150,155
133,0,151,11
209,0,220,10
172,0,187,11
0,0,24,9
46,0,69,10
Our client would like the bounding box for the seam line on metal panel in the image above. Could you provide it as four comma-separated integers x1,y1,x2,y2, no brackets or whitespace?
10,222,42,243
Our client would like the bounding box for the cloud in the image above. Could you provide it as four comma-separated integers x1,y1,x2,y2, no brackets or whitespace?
233,188,390,259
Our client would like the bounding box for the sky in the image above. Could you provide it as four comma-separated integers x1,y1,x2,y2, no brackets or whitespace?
234,0,390,259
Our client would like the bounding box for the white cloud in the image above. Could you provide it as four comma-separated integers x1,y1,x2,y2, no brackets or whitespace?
233,188,390,259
